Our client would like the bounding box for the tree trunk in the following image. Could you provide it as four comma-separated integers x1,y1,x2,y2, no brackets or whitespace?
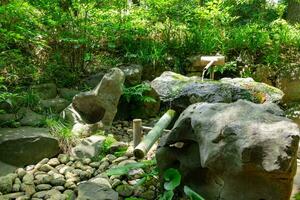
287,0,300,23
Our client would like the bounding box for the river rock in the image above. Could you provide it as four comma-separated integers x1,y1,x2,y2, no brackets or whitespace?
156,100,300,200
31,83,57,100
71,135,105,159
0,127,59,168
0,173,17,194
151,71,284,112
76,182,118,200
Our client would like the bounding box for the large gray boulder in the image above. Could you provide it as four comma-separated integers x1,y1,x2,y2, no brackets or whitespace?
151,71,284,112
156,100,299,200
63,68,125,131
0,127,59,168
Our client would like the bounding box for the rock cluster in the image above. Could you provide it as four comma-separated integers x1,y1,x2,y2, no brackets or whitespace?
0,152,157,200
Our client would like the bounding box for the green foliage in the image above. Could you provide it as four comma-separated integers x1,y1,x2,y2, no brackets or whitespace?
159,168,181,200
184,186,205,200
46,117,75,153
163,168,181,191
106,159,156,176
97,135,117,160
123,83,156,103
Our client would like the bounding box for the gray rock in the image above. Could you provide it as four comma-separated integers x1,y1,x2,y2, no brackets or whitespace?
64,68,125,128
71,135,105,159
151,71,284,112
89,177,112,188
20,183,35,196
48,158,60,167
34,174,53,185
1,192,25,199
0,173,17,194
115,184,134,197
36,184,52,191
120,64,143,86
0,127,59,168
39,164,54,172
76,182,118,200
57,154,69,164
58,88,79,101
156,100,300,200
40,98,69,113
31,83,57,100
16,168,26,179
12,183,21,192
17,108,45,126
22,174,34,185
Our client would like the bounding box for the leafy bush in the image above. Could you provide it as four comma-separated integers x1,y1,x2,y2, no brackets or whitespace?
123,83,156,103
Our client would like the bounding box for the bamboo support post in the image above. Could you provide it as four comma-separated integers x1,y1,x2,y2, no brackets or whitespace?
134,109,176,159
133,119,142,148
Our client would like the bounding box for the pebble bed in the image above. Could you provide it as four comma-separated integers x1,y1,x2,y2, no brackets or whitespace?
0,119,161,200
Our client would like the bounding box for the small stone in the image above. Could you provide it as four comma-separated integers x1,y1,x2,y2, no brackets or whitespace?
58,154,69,164
99,161,110,172
0,173,17,194
1,192,25,199
12,183,21,192
58,166,73,175
16,195,30,200
39,164,54,172
22,174,34,185
115,184,134,197
118,159,137,166
89,177,112,188
111,179,121,188
64,181,76,189
82,158,92,165
52,186,64,191
106,154,117,162
48,158,60,167
63,189,75,198
89,162,100,168
50,177,66,186
16,169,26,179
34,174,52,185
36,184,52,191
14,178,21,184
112,156,128,164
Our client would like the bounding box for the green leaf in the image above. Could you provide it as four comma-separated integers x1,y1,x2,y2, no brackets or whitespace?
159,190,174,200
184,185,205,200
106,160,156,176
163,168,181,191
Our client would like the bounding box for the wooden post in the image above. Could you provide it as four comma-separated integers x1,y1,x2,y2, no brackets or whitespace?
134,110,176,159
133,119,142,148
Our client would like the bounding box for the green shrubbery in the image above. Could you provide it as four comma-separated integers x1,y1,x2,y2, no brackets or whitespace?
0,0,299,89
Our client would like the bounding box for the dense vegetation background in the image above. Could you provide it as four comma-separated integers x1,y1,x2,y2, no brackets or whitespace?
0,0,300,90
